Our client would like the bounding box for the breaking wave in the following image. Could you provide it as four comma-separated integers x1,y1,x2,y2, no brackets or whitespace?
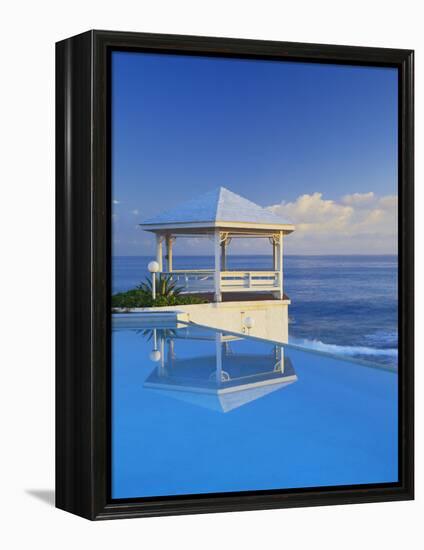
288,336,398,357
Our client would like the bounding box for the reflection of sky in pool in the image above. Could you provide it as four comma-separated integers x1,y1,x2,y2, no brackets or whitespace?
112,319,398,499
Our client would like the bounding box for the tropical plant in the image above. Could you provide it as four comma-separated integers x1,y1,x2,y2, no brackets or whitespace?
137,274,184,298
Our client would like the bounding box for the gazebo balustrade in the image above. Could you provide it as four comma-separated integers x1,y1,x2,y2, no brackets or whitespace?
161,269,282,295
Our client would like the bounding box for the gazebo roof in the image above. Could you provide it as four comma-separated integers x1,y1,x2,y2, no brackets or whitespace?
144,378,296,413
140,187,294,233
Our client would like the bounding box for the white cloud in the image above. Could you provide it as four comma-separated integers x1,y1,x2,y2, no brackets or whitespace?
113,199,120,205
116,191,397,256
378,195,397,209
342,191,375,205
268,192,397,254
269,192,354,230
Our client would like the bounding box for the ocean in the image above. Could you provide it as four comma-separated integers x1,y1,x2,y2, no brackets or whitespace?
112,255,398,368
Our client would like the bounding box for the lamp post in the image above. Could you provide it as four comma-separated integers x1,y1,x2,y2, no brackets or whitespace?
148,260,160,300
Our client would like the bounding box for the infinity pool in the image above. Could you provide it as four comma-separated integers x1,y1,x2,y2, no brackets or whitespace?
111,318,398,499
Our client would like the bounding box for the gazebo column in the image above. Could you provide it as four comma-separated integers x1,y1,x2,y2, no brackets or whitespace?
155,234,163,272
220,233,230,271
214,230,222,302
165,234,174,272
272,239,278,270
279,231,284,300
220,240,227,271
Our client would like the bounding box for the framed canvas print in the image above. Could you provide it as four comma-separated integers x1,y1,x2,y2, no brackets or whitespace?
56,30,414,520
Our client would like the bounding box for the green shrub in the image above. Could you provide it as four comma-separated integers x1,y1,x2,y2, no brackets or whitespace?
111,288,153,308
111,287,207,309
111,274,209,309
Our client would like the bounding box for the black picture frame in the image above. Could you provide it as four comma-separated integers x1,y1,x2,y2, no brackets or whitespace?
56,30,414,520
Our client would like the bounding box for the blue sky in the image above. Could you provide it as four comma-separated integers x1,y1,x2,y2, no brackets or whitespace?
112,51,398,255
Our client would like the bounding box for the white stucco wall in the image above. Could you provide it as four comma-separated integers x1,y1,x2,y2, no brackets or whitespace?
129,299,290,343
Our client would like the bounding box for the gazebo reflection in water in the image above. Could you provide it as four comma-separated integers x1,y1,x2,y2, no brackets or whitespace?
142,325,297,413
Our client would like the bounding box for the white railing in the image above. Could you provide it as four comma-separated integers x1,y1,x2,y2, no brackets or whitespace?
162,270,280,293
221,271,280,291
163,270,215,292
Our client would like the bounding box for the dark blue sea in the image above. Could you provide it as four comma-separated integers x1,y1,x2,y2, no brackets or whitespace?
112,255,398,368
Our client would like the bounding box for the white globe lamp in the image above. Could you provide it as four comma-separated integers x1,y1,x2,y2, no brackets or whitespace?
148,261,160,273
149,349,162,362
244,316,255,332
147,261,160,299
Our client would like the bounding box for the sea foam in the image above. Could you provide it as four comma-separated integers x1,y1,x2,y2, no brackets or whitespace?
288,336,398,357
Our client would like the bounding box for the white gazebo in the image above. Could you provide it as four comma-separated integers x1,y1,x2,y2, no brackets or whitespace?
140,187,294,302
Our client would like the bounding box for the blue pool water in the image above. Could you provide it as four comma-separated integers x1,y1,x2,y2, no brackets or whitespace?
112,255,398,368
112,320,398,499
